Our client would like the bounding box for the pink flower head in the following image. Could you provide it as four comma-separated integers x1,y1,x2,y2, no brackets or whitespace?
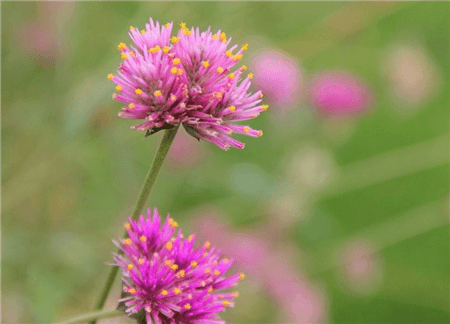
252,50,302,109
113,208,243,324
309,71,373,116
110,19,266,150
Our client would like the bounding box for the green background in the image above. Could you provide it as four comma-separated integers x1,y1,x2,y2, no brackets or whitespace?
2,2,449,323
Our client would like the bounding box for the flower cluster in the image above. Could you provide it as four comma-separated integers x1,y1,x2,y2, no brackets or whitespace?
113,208,244,324
108,18,266,150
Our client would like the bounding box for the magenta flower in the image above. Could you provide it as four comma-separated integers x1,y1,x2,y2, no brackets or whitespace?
109,19,266,150
252,49,302,110
113,208,243,324
309,71,373,116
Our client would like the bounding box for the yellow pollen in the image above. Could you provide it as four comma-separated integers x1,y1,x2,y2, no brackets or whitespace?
124,223,131,229
223,258,230,263
154,90,162,97
172,58,181,65
188,235,194,242
171,36,179,44
233,54,243,61
184,304,191,310
223,301,230,307
138,258,144,265
229,106,236,112
191,261,198,268
125,238,131,245
170,67,178,74
215,92,222,99
127,264,133,270
171,264,178,270
248,73,254,79
262,104,269,111
258,93,263,99
161,290,168,296
154,45,161,52
202,61,210,68
177,69,183,76
183,29,192,36
214,270,220,276
129,25,134,30
129,52,135,57
165,23,171,28
232,292,239,297
243,127,250,133
240,65,247,71
129,288,136,294
204,268,211,274
204,241,211,249
165,260,172,266
121,53,127,60
117,43,126,50
107,74,114,80
141,29,146,34
174,288,181,295
170,94,177,101
163,46,170,53
177,270,185,277
217,67,224,73
225,50,232,57
258,130,263,137
241,43,249,51
239,273,245,280
220,32,226,40
222,38,227,44
128,103,135,109
180,22,187,29
228,73,235,79
135,89,143,95
208,287,213,293
166,241,173,250
139,235,146,242
212,34,218,40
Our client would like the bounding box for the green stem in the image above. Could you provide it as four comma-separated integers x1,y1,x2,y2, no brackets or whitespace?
55,309,123,324
90,126,179,324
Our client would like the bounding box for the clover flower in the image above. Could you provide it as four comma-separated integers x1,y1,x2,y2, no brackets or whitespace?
113,208,243,324
109,18,266,150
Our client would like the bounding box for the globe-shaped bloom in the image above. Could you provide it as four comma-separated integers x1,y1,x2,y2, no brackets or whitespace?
109,19,266,150
113,208,243,324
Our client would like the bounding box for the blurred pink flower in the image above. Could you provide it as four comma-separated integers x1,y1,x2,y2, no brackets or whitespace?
309,71,373,116
20,22,57,61
252,49,302,110
339,240,382,295
167,131,207,169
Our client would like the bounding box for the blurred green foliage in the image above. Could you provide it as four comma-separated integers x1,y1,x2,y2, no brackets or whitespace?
2,2,449,324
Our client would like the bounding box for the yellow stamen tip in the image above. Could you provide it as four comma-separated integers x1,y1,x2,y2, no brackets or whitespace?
166,241,173,250
214,270,220,276
115,86,122,92
161,290,168,296
229,106,236,112
138,258,144,265
223,301,230,307
171,36,179,44
204,241,211,249
215,92,222,99
127,264,133,270
135,89,143,95
248,73,254,79
220,32,226,40
165,23,171,28
184,304,191,310
124,223,131,229
171,264,178,270
262,104,269,111
139,235,146,242
174,288,181,295
128,103,135,109
141,29,146,34
170,67,178,74
121,53,127,60
217,67,224,73
180,22,187,29
232,292,239,297
228,73,235,79
163,46,170,54
208,287,213,293
124,238,131,245
154,90,162,97
107,74,114,80
243,127,250,133
212,34,218,40
177,68,183,76
241,43,249,51
129,288,136,294
202,61,210,68
258,130,263,137
117,42,126,51
129,26,134,30
258,93,263,99
204,268,211,274
239,273,245,280
240,65,247,71
191,261,198,268
222,38,227,44
233,54,243,61
172,58,181,65
225,50,232,57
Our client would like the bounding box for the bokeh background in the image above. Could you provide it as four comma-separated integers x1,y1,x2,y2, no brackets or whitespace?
2,2,449,323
